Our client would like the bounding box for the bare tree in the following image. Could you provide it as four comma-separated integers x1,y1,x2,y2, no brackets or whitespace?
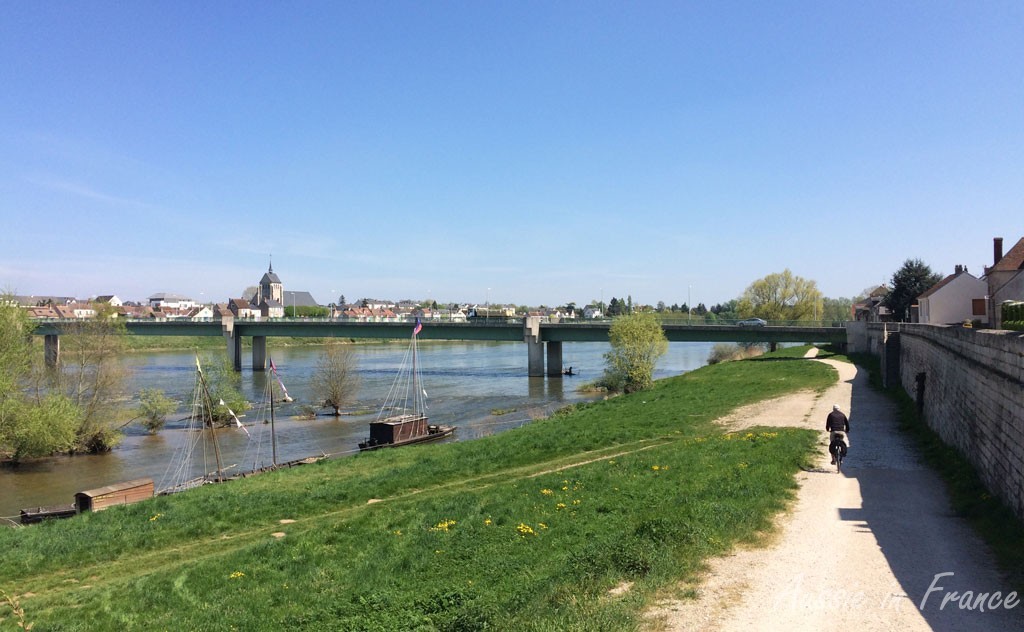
312,342,360,416
54,309,128,452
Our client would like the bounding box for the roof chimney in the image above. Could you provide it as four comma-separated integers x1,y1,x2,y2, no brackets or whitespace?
954,264,963,274
994,237,1004,265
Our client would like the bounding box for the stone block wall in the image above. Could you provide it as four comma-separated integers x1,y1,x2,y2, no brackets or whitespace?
865,323,1024,520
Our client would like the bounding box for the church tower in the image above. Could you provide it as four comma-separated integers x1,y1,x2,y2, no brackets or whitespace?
256,258,283,305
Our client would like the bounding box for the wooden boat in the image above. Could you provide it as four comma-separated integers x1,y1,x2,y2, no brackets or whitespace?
19,504,77,525
359,320,455,451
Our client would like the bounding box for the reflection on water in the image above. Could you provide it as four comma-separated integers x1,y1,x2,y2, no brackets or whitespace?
0,341,715,520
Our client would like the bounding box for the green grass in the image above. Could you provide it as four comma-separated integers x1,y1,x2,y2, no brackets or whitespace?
850,352,1024,594
0,353,836,631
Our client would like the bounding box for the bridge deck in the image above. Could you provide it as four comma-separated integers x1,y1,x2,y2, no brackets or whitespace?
31,319,848,345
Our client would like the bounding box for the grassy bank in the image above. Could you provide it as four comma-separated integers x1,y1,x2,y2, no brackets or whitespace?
0,352,836,630
850,352,1024,594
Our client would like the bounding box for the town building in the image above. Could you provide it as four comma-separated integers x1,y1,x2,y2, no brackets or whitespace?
984,237,1024,329
916,265,988,325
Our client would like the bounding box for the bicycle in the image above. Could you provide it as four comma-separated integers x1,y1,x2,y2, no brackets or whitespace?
830,430,847,473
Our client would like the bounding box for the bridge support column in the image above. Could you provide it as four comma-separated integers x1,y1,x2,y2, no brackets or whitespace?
525,316,544,377
252,336,267,372
546,341,563,377
222,318,242,371
44,334,60,369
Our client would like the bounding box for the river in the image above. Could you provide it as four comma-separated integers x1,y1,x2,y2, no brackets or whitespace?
0,341,717,521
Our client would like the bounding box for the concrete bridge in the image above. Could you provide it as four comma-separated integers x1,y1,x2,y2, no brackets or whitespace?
32,317,848,377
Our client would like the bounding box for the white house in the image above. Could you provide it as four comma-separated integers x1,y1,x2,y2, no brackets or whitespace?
188,305,215,321
148,293,196,311
94,295,123,307
583,305,604,319
916,266,988,325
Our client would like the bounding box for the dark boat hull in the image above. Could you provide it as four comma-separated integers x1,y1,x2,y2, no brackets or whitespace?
358,425,455,451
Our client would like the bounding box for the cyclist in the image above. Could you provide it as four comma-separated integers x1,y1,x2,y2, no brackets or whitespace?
826,404,850,465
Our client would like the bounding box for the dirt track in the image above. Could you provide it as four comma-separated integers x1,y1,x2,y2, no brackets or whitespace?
648,352,1023,631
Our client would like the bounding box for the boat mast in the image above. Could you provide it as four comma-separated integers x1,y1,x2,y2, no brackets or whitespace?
412,329,418,416
196,358,225,482
269,357,278,467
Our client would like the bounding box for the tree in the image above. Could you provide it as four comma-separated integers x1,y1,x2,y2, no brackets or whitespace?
607,297,623,317
338,294,346,307
0,299,79,462
821,297,854,323
199,352,249,425
311,342,360,415
737,269,822,321
137,388,176,433
602,312,669,394
884,259,943,322
53,310,128,452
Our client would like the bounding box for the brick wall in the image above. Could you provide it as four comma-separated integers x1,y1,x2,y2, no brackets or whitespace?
864,323,1024,519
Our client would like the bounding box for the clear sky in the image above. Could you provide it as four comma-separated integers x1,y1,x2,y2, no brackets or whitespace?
2,2,1022,309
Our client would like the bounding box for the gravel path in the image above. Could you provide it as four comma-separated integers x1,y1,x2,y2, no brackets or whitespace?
648,352,1023,631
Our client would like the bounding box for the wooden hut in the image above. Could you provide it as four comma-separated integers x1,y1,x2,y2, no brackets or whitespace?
74,478,154,513
368,414,427,446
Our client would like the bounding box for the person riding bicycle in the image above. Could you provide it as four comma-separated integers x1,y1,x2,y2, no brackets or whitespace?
826,404,850,465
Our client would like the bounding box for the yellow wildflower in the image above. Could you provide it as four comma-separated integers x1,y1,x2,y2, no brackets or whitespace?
541,489,554,496
484,518,493,526
430,519,457,532
229,571,245,579
517,523,536,536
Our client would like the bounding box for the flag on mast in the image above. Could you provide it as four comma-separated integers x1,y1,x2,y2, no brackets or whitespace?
269,356,294,402
220,399,250,437
413,318,423,336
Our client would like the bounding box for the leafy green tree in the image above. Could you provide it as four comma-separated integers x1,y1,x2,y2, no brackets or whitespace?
821,297,854,323
602,312,669,393
883,259,943,322
0,299,79,462
137,388,176,433
607,297,624,317
737,269,822,321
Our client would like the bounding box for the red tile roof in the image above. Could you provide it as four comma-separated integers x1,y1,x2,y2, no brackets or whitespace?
992,237,1024,272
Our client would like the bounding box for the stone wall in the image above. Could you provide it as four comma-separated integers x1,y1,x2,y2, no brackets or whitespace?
863,323,1024,520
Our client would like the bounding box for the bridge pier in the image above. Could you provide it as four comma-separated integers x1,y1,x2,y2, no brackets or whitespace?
525,316,545,377
222,318,242,371
44,334,60,368
546,341,563,377
252,336,267,371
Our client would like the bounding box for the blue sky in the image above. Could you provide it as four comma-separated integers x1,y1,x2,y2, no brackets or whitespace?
2,2,1022,308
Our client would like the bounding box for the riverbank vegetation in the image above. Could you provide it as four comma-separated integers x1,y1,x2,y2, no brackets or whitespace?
598,312,669,393
0,348,837,630
0,301,126,462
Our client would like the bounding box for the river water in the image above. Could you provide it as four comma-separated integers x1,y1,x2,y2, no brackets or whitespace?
0,341,716,521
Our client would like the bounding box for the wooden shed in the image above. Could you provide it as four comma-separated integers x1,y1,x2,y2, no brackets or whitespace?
369,414,427,445
75,478,154,513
